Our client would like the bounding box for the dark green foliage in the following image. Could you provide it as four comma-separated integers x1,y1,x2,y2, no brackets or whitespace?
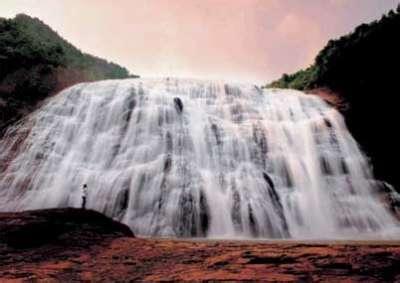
266,6,400,189
0,14,138,131
0,14,132,81
267,7,400,93
268,67,318,90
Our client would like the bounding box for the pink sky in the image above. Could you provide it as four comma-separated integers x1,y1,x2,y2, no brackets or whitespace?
1,0,398,83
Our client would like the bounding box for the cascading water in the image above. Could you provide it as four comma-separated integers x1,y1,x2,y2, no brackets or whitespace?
0,78,398,239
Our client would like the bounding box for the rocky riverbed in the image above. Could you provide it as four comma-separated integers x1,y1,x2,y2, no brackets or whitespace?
1,209,400,282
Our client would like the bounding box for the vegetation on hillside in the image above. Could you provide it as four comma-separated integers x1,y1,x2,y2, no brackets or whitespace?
267,5,400,92
0,14,138,130
266,5,400,189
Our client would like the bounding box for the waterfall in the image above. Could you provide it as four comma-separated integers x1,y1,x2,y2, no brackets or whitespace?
0,78,398,239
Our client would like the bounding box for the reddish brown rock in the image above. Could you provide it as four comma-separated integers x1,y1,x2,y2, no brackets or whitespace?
1,209,400,282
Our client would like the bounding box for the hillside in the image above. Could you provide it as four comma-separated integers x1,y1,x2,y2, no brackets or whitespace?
266,6,400,189
0,14,138,131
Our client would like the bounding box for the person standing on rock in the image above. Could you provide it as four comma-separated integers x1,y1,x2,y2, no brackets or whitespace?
82,184,88,209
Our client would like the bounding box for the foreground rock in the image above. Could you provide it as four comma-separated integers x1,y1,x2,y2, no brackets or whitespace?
0,208,133,248
0,208,133,281
1,209,400,281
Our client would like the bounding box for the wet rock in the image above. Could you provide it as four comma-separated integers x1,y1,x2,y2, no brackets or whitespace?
174,97,183,113
211,124,222,145
164,154,172,173
0,208,133,249
263,172,274,190
1,223,400,282
115,189,130,217
199,192,210,236
247,255,297,265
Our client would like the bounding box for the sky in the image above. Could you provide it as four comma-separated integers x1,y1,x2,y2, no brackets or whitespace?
1,0,399,83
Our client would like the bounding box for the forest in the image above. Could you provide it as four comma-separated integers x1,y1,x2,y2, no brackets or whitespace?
0,14,137,130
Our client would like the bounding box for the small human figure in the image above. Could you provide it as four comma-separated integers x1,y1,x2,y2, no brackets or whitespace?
82,184,88,209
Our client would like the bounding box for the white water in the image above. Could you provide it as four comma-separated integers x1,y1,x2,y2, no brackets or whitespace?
0,78,398,239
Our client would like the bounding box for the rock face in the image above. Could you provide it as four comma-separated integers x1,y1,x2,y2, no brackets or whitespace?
1,209,400,282
0,208,133,249
0,208,133,259
310,87,400,191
